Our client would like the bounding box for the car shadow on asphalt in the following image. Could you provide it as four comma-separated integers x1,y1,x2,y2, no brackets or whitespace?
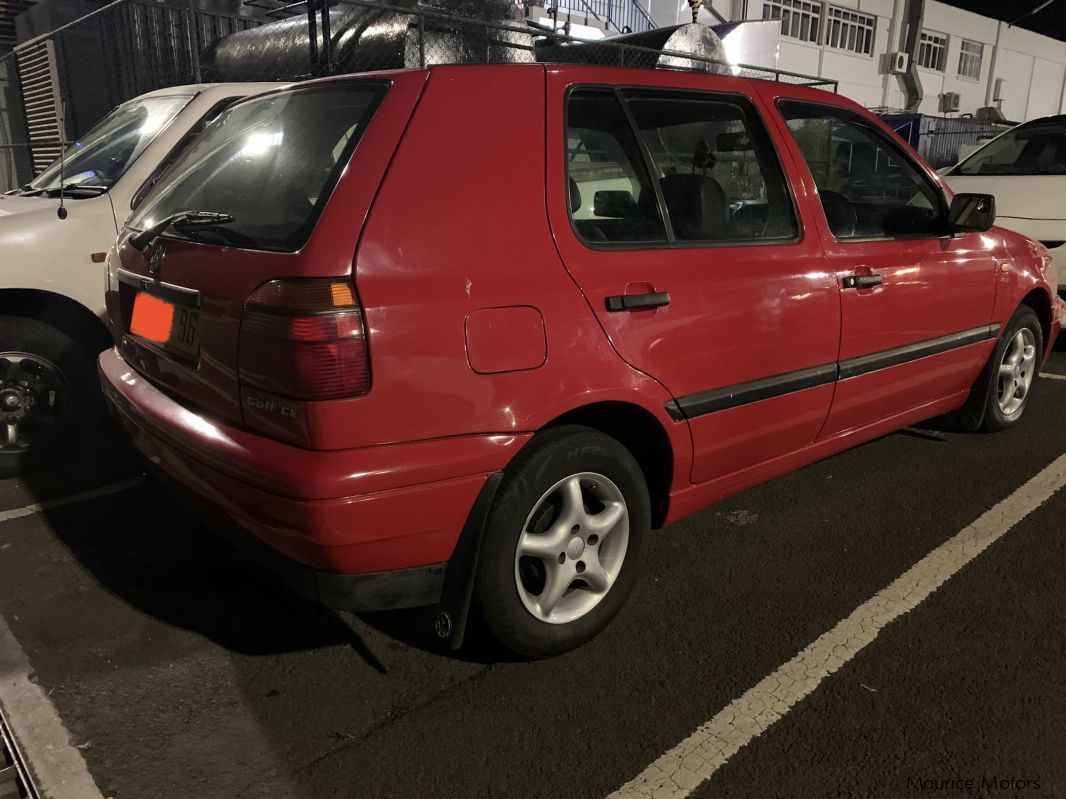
20,459,394,670
18,428,510,672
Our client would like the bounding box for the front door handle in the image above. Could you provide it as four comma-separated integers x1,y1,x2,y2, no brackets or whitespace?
842,274,883,289
605,291,671,312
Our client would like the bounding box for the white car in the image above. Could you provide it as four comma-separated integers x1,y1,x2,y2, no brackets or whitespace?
943,115,1066,298
0,82,283,477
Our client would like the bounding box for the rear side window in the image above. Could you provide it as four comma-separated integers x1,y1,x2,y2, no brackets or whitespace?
129,83,386,252
625,90,797,242
565,87,796,247
566,88,668,244
779,101,947,239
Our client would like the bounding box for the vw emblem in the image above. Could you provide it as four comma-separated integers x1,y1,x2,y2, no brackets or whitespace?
148,241,167,276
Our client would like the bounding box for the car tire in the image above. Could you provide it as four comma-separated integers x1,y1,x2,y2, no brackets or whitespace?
0,316,100,478
979,305,1043,433
474,425,650,659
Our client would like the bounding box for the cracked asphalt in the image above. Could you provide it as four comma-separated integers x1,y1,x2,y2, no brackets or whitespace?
1,345,1064,799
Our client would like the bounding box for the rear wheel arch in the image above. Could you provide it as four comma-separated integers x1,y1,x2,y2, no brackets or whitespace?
0,289,111,358
541,401,675,528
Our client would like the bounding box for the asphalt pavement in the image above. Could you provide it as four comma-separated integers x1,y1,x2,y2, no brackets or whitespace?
1,345,1064,799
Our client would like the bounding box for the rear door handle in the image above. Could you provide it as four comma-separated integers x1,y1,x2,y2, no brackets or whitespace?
842,274,883,289
605,291,671,312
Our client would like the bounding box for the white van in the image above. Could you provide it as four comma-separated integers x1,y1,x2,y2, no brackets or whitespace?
943,115,1066,299
0,82,283,477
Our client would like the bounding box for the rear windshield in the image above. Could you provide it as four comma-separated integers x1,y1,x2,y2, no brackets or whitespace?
128,83,386,252
951,119,1066,176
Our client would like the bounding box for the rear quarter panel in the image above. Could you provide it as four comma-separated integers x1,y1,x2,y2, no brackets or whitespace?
350,65,691,482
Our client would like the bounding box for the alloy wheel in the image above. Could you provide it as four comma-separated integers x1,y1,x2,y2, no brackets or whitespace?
996,328,1037,417
0,352,70,453
513,472,629,625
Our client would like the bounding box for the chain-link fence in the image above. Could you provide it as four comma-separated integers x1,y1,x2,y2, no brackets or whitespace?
0,0,837,191
880,111,1010,169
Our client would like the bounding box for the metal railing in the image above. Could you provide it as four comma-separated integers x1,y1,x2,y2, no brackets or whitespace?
561,0,656,33
880,111,1009,168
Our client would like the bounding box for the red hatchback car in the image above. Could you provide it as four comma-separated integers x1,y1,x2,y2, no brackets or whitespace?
100,64,1063,657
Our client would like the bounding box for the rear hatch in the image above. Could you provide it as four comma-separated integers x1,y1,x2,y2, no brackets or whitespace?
106,74,427,444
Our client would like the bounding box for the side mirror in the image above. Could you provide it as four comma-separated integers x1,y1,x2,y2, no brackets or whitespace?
594,190,636,218
948,192,996,233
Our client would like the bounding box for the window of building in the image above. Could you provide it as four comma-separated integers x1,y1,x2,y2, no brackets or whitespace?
825,5,875,55
761,0,822,44
958,38,984,80
917,30,948,71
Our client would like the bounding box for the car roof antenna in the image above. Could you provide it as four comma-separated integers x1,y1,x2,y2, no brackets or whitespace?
57,99,67,220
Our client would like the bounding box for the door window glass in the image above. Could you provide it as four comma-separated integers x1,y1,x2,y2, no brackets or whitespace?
625,90,798,242
566,88,668,245
779,101,946,238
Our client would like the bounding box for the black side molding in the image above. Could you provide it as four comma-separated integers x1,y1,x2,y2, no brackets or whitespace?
837,324,998,380
665,323,1001,422
671,362,838,420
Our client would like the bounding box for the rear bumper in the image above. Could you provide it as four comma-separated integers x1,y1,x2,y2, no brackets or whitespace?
98,347,529,610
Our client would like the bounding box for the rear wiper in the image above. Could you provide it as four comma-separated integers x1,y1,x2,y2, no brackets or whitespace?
129,211,236,251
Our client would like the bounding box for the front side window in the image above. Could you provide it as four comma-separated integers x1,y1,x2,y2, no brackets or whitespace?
129,84,385,253
951,120,1066,177
27,95,191,195
625,90,797,242
566,88,668,245
780,101,946,239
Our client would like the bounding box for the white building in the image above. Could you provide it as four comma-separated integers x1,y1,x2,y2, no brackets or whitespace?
643,0,1066,122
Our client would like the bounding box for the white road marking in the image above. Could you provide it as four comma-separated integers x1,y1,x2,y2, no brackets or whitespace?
0,477,143,524
609,454,1066,799
0,614,105,799
1039,372,1066,381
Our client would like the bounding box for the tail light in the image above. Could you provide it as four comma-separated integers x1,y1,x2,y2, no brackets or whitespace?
238,278,369,400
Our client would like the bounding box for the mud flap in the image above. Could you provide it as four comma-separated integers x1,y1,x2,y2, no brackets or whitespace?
432,471,503,650
955,332,1002,431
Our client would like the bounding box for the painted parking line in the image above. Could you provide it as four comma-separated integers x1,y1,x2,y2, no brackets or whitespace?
609,453,1066,799
0,614,105,799
0,477,143,525
1039,372,1066,381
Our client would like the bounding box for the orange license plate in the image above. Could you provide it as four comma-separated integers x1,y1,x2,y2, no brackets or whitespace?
131,291,200,359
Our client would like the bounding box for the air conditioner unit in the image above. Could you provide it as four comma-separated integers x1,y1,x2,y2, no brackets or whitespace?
882,51,909,74
940,91,961,113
